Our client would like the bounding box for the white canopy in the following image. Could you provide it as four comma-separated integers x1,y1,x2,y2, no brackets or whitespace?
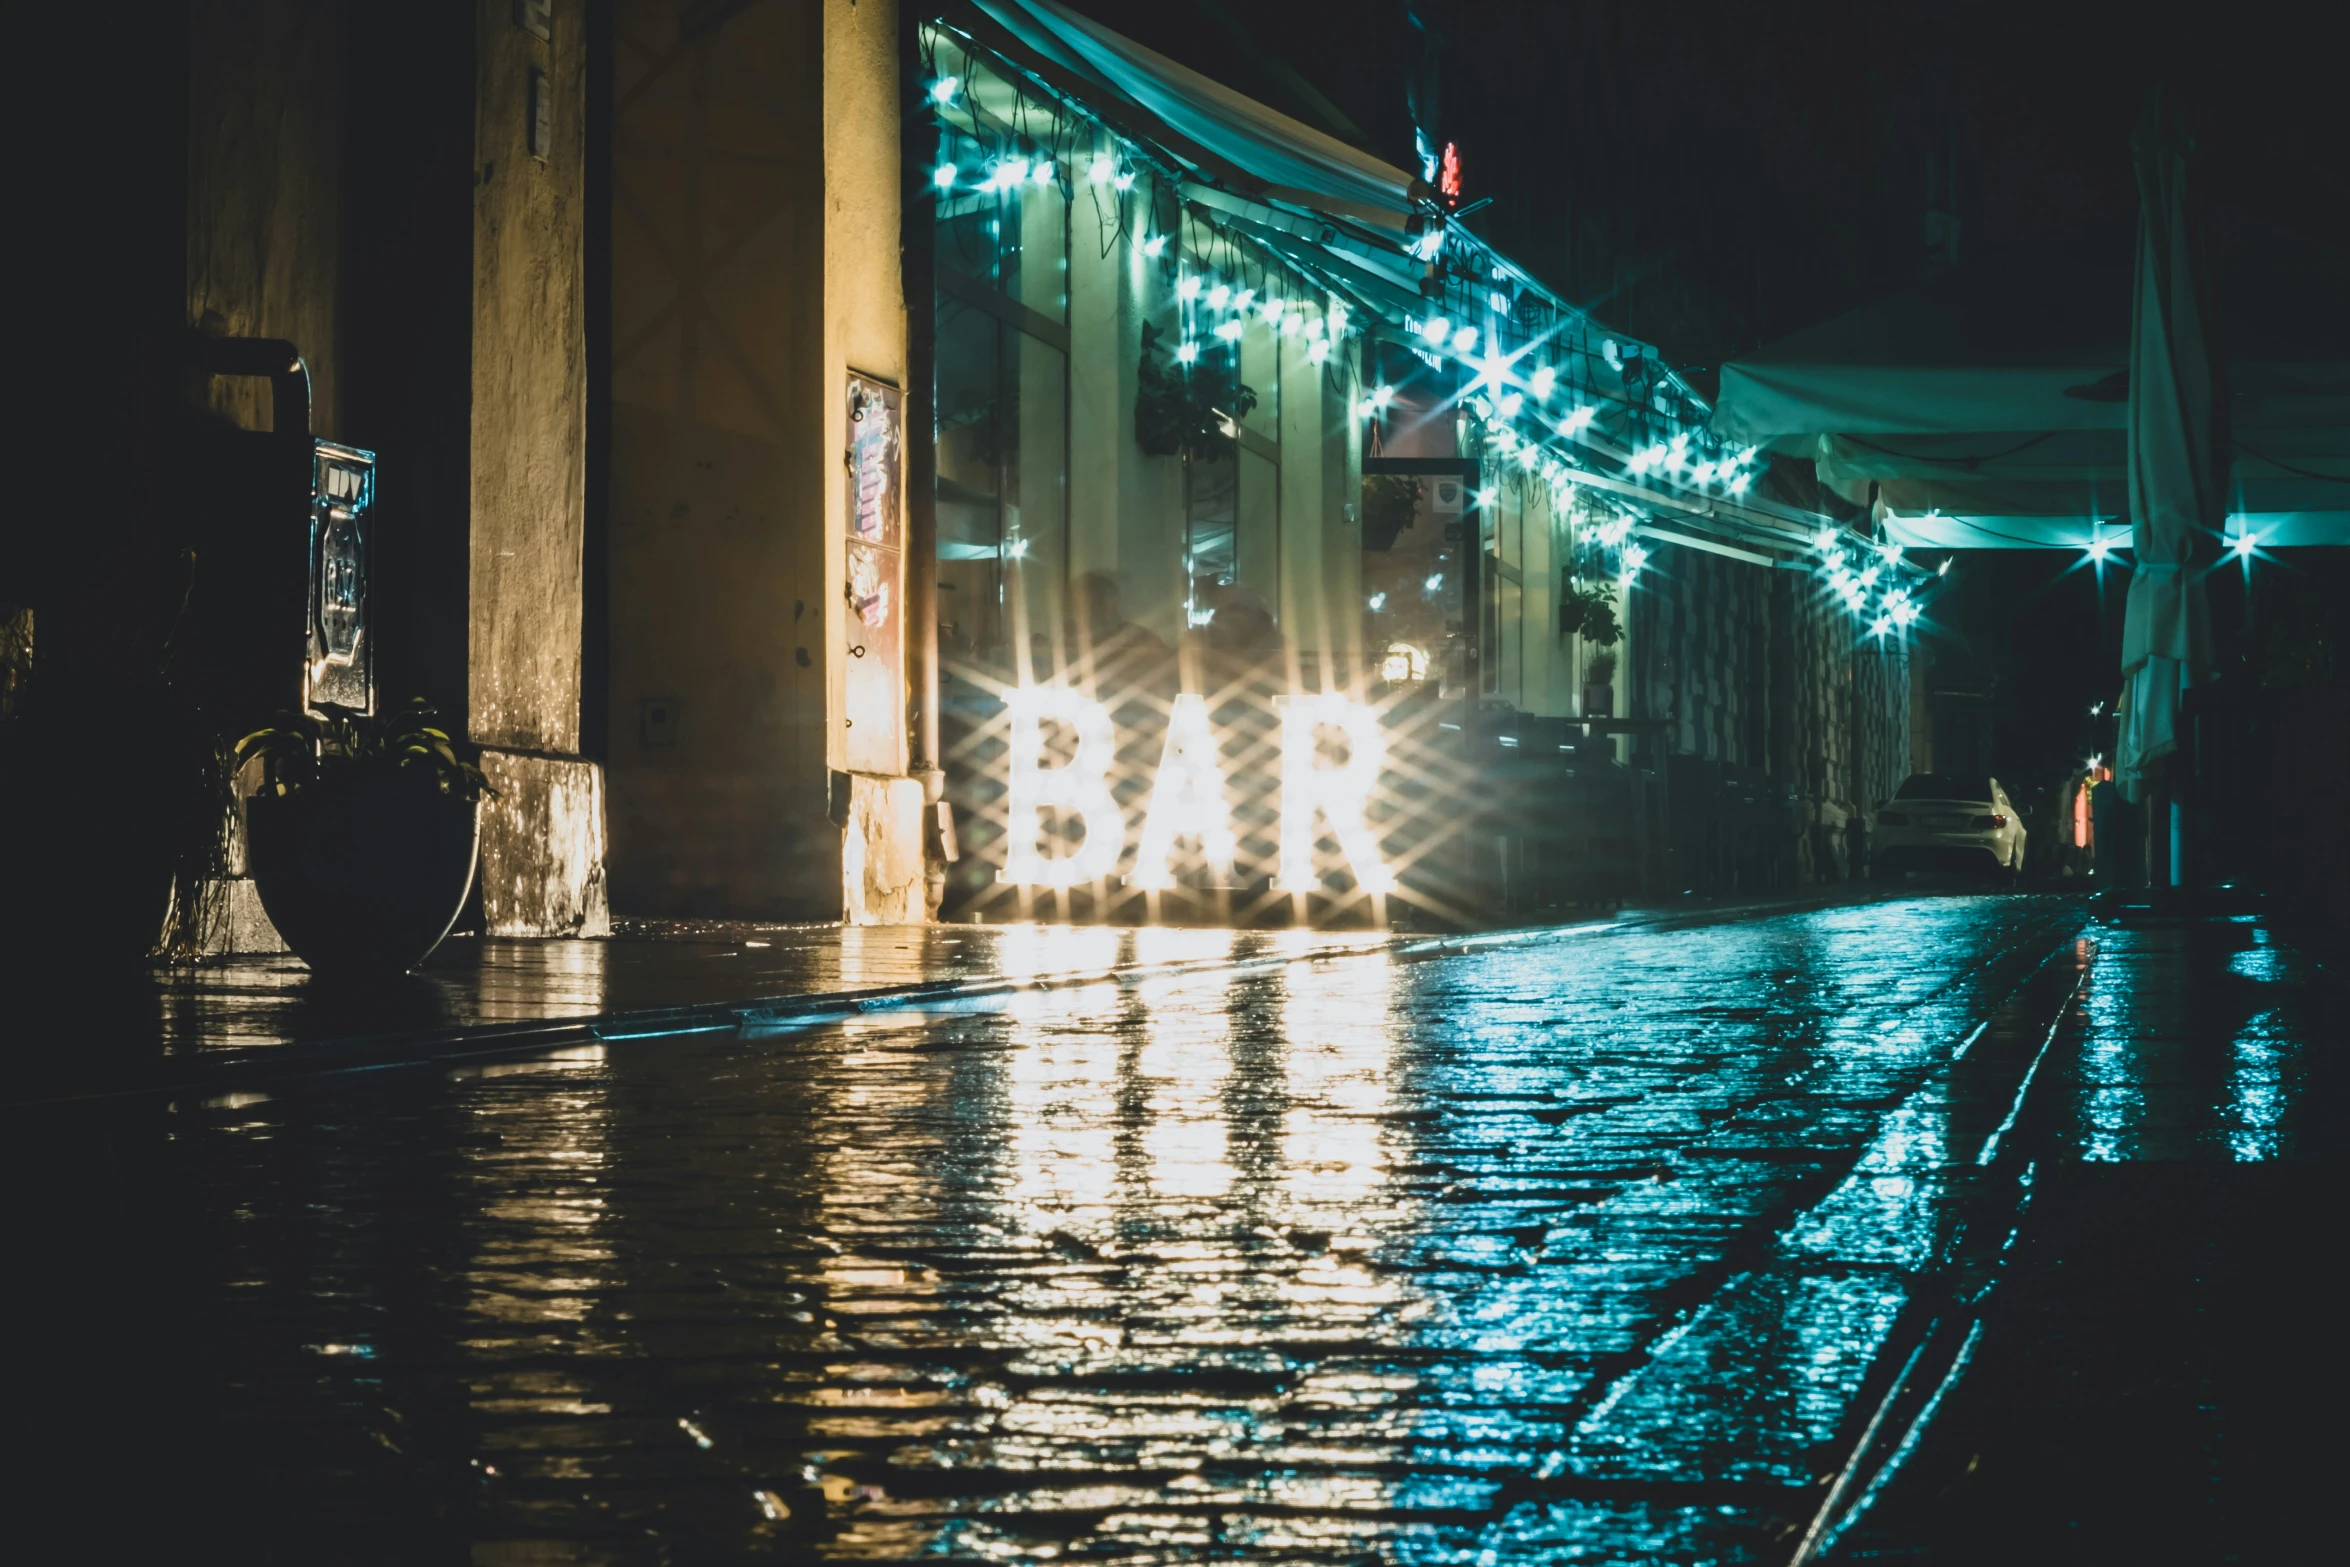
1714,217,2350,547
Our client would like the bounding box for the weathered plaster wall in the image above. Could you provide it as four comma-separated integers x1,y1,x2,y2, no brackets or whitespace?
843,773,926,924
187,0,344,438
480,750,611,934
608,408,833,914
605,0,911,921
470,0,589,754
468,0,606,936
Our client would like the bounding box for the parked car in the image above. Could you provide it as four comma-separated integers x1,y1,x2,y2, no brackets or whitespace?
1873,773,2028,883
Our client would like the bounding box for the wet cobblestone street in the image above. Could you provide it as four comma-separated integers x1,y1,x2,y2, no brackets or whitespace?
12,895,2341,1564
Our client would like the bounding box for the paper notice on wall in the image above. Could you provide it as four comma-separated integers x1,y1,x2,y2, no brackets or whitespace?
841,373,905,776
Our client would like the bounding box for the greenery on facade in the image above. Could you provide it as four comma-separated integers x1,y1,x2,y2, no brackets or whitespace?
1135,322,1257,459
1360,474,1421,551
1560,579,1623,647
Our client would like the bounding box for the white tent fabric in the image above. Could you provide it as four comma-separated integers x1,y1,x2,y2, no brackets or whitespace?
1711,218,2350,539
1882,510,2348,552
2117,95,2220,805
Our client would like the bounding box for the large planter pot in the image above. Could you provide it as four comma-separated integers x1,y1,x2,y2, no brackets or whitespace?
246,773,480,976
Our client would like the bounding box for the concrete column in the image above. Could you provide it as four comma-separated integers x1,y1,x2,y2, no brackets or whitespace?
825,0,923,924
470,0,608,936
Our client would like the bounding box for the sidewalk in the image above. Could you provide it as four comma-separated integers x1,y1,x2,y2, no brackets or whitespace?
12,879,1954,1108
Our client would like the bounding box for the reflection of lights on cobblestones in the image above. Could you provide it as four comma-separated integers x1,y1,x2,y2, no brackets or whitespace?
1132,695,1236,891
1277,696,1394,894
1001,687,1122,887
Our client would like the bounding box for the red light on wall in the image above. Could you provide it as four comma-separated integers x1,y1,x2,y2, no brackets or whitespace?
1439,141,1462,207
2073,779,2090,848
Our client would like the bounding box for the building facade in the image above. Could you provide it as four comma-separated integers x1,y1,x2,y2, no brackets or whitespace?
1,0,1926,962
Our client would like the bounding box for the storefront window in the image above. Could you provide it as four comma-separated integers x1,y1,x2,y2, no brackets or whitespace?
930,53,1069,668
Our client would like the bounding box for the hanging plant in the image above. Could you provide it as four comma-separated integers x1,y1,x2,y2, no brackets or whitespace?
1135,321,1257,460
1361,474,1420,551
1560,579,1622,647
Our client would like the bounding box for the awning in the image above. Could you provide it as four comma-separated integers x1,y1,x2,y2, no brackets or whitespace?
970,0,1421,227
938,0,1841,564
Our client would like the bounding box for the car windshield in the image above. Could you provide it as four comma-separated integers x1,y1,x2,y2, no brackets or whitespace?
1896,773,1993,802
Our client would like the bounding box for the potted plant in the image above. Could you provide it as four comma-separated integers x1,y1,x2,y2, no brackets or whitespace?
235,701,490,976
1583,648,1619,717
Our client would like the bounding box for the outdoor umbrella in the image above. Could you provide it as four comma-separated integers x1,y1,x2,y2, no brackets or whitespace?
2116,91,2220,820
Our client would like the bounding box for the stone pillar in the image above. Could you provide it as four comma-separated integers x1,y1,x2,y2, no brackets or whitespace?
469,0,609,936
827,0,923,925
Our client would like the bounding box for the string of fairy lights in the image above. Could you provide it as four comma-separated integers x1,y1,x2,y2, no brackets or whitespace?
920,18,1935,646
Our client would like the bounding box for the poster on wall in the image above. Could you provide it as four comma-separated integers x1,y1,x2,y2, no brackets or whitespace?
841,373,905,776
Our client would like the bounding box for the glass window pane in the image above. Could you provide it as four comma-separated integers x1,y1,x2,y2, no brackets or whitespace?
1185,448,1237,620
935,301,1001,661
1005,332,1067,664
933,126,1001,291
1361,472,1463,689
1236,445,1279,602
1005,181,1066,323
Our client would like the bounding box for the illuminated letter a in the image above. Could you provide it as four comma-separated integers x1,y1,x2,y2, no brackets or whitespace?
1132,693,1235,890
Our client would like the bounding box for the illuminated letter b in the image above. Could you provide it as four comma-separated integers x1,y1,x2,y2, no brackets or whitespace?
1001,687,1123,887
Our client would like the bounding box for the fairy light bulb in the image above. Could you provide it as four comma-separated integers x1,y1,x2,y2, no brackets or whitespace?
1530,366,1556,398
